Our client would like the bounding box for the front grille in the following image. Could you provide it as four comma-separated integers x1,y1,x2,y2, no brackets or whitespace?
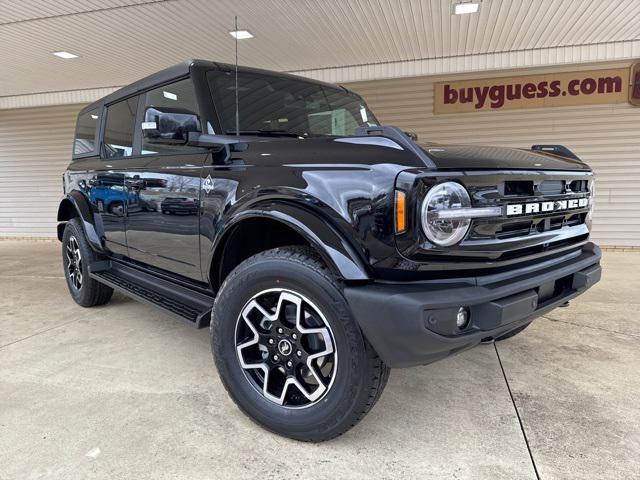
464,171,592,248
397,169,593,273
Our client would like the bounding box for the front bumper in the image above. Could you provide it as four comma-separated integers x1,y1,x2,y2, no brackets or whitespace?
345,242,601,368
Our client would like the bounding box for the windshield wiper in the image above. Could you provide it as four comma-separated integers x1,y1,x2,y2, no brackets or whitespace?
225,129,302,137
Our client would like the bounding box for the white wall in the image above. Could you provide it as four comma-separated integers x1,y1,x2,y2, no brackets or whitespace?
0,104,84,237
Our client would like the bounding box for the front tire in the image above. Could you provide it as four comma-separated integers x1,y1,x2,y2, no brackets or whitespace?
62,218,114,307
211,246,389,442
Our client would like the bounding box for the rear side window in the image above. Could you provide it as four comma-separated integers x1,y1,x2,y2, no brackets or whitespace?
103,96,138,158
73,108,100,157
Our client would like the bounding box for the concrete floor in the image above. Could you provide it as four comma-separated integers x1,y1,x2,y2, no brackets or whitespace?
1,241,638,480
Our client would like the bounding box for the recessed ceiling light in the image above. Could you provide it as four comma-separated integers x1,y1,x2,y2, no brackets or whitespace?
229,30,254,40
53,51,78,59
453,2,480,15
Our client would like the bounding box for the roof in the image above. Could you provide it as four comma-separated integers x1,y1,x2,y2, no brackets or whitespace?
79,59,342,115
79,60,194,114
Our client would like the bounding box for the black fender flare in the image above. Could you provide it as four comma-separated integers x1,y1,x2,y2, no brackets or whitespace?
209,202,371,284
56,190,104,251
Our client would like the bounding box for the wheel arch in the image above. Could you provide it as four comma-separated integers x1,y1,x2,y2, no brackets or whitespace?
56,191,103,251
207,205,370,292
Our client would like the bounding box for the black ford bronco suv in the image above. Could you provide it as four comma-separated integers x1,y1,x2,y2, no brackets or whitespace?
58,59,601,441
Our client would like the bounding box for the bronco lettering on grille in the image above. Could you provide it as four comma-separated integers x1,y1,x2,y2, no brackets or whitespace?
506,197,589,216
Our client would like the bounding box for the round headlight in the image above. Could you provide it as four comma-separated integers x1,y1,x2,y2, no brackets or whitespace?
421,182,472,246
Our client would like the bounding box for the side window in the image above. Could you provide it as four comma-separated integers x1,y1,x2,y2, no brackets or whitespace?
103,96,138,158
140,78,203,155
73,108,100,156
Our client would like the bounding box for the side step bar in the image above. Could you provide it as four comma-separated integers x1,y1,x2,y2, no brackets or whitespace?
89,260,214,328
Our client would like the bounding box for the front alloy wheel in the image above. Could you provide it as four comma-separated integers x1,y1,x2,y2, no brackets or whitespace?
61,218,113,307
211,246,390,442
65,235,83,290
235,289,337,408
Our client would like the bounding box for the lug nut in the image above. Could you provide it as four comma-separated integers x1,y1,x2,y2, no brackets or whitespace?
277,327,284,334
273,354,279,362
287,360,293,368
292,333,297,340
268,338,275,345
296,350,302,357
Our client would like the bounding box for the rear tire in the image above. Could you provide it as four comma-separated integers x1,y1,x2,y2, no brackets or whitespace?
108,201,123,216
62,218,114,307
211,246,389,442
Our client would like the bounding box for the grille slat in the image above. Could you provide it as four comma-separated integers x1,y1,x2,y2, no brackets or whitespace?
538,180,564,195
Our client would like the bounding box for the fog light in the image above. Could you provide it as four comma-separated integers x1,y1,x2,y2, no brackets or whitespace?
456,307,469,329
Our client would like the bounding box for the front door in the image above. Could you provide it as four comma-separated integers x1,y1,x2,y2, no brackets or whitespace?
123,77,209,281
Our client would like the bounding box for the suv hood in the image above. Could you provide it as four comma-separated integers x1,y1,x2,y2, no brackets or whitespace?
419,144,590,171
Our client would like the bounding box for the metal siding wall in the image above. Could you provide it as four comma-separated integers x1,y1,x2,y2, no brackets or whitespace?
1,62,639,246
0,104,85,237
347,65,640,247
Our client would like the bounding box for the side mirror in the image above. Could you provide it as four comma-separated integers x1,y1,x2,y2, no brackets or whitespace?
187,132,249,152
141,106,200,145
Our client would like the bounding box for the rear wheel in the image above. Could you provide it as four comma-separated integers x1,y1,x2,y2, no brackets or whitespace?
108,201,124,216
62,218,113,307
211,246,389,442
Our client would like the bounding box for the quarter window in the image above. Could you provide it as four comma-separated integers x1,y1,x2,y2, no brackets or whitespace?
73,108,100,156
103,97,138,158
140,78,203,155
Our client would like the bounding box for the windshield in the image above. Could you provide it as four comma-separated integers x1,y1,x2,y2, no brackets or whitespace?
208,70,379,137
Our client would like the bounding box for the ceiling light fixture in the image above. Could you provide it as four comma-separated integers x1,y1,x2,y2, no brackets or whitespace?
453,1,480,15
229,30,254,39
53,51,78,59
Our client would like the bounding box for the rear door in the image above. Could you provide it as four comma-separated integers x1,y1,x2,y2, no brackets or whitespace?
93,96,140,256
123,78,209,281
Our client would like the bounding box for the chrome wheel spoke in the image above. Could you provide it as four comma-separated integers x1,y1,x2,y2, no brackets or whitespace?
235,288,337,408
65,236,83,290
65,244,74,263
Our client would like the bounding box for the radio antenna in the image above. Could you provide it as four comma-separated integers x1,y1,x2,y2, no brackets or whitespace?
234,15,240,136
